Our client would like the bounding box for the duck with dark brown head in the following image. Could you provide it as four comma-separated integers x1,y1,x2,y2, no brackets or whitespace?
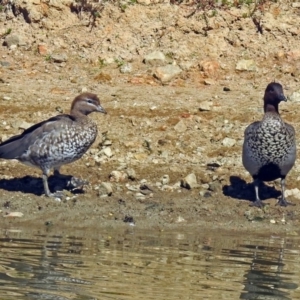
0,92,107,198
242,82,296,207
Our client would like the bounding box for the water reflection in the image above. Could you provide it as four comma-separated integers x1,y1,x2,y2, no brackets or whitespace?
239,243,298,299
0,233,91,299
0,228,299,300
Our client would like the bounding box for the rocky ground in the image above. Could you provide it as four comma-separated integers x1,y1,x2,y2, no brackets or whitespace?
0,0,300,234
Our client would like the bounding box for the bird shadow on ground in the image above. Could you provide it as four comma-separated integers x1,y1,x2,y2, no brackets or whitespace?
0,175,86,196
222,175,281,204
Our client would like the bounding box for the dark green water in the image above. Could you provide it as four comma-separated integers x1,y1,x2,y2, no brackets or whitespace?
0,227,299,299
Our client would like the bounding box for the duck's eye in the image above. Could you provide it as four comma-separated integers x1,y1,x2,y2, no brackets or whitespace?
87,99,93,104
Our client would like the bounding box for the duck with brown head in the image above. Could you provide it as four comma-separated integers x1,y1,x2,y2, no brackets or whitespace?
0,92,107,198
242,82,296,207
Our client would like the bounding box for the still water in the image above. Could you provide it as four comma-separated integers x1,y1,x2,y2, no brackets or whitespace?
0,226,299,299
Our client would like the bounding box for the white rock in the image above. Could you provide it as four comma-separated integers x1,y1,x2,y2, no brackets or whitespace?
109,170,128,182
288,91,300,102
204,79,216,85
161,174,170,185
173,181,181,189
4,212,24,218
236,59,257,71
126,184,139,192
199,101,212,111
103,140,112,146
154,65,182,83
181,173,200,189
103,147,113,158
1,134,8,142
126,168,136,180
222,137,236,147
18,121,34,130
176,216,186,223
135,192,146,200
199,190,206,197
161,185,174,192
284,189,293,197
120,63,132,74
291,188,300,199
99,182,113,196
174,120,187,132
9,45,17,50
144,51,166,66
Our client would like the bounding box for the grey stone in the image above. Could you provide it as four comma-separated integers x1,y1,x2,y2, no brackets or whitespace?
209,181,221,192
4,34,20,47
0,61,10,67
51,53,68,63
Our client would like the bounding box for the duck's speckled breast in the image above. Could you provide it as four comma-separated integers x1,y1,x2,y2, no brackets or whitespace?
243,113,296,176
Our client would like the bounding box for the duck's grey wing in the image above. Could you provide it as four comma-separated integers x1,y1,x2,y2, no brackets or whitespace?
242,121,261,176
244,121,260,139
0,114,75,159
285,122,295,136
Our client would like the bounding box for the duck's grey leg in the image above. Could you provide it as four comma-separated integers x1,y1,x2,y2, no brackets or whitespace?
277,177,294,206
42,171,64,199
251,179,265,208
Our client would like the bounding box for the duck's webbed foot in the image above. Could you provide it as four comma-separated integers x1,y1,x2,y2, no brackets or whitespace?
277,197,295,207
250,199,265,208
42,174,64,200
250,179,265,208
46,191,65,199
277,177,295,206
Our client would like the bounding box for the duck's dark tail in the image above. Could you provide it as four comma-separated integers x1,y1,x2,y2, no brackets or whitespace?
0,134,25,159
